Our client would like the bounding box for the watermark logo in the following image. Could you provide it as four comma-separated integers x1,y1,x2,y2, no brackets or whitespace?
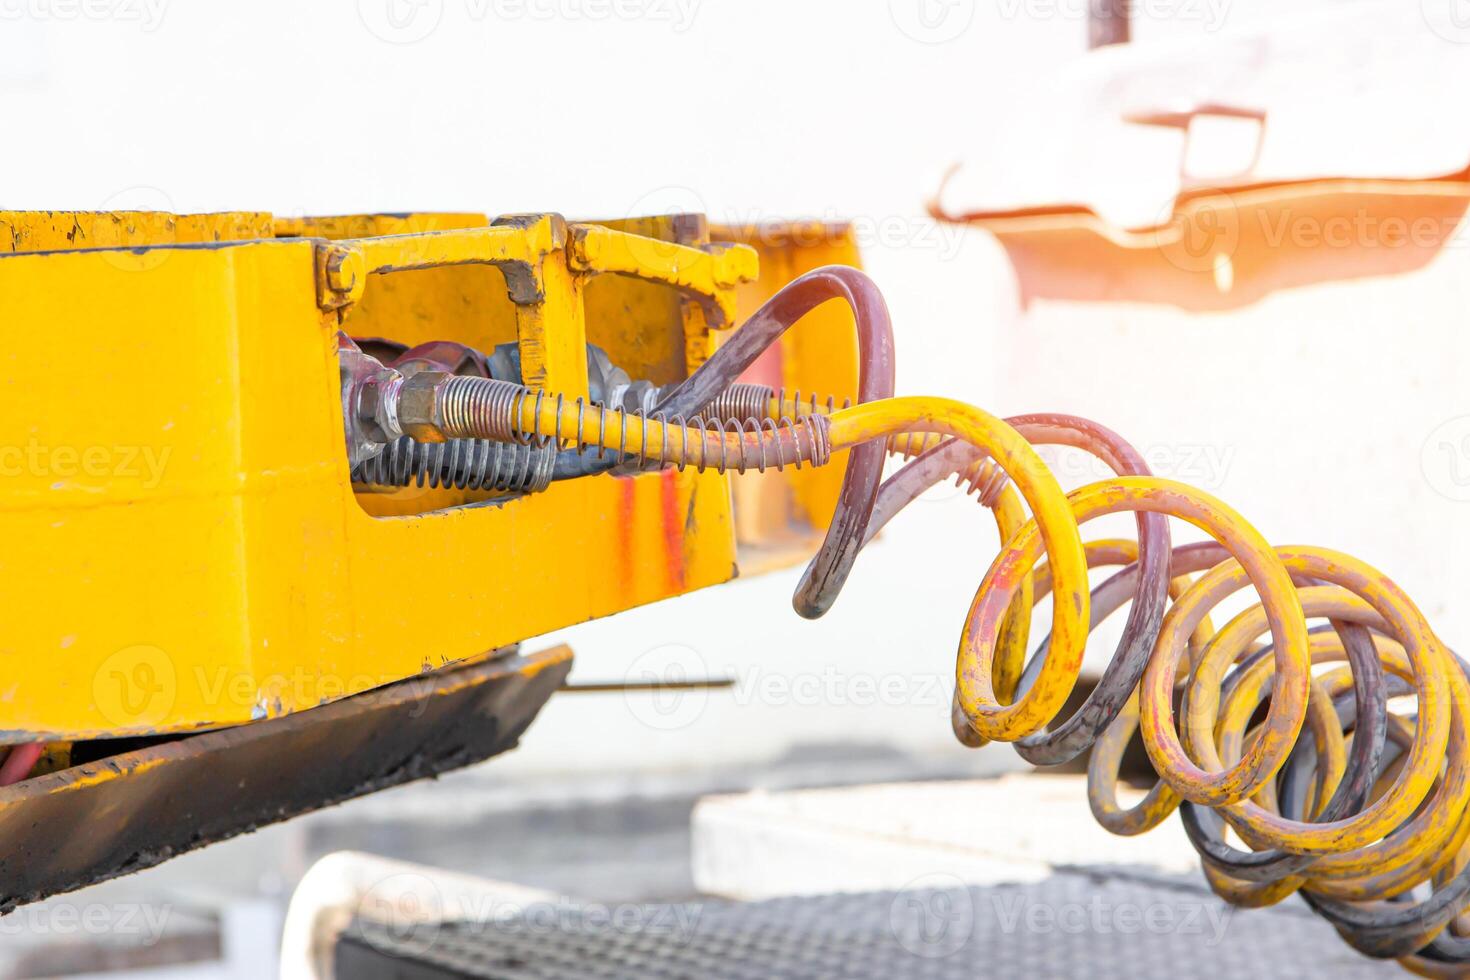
93,645,177,730
93,185,177,272
618,184,711,269
890,0,975,44
358,0,444,44
623,643,710,731
889,874,976,958
1156,193,1241,288
1423,416,1470,501
356,872,444,957
1423,0,1470,43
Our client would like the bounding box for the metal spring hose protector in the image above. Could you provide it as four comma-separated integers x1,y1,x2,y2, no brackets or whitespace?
430,376,833,475
351,435,555,494
695,383,854,426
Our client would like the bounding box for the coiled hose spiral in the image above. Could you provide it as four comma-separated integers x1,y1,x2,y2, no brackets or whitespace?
363,260,1466,972
419,362,1470,974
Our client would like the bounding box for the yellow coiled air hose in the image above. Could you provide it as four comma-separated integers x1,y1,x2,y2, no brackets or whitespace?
479,380,1470,975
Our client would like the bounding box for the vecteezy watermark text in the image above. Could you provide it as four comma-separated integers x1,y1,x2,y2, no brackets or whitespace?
93,644,444,730
358,0,699,44
1034,440,1236,490
890,876,1236,960
996,0,1231,31
0,440,172,489
988,893,1233,944
0,0,168,30
356,873,704,957
0,902,172,943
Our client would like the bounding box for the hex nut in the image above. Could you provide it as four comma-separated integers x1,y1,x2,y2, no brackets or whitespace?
324,248,364,294
398,370,451,442
355,370,403,445
620,380,658,414
339,344,397,467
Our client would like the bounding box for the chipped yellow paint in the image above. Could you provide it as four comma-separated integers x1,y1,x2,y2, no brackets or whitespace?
2,210,273,255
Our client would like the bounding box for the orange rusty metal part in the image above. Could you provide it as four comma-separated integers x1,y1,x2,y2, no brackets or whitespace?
929,169,1470,311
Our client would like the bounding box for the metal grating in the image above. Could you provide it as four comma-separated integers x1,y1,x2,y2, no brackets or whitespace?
337,870,1396,978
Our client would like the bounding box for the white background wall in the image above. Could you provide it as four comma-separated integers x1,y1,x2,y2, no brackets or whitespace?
5,0,1467,781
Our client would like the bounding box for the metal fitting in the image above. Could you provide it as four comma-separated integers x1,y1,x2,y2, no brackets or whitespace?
339,337,405,467
605,379,660,415
318,245,368,312
324,248,364,295
396,371,453,442
355,371,404,446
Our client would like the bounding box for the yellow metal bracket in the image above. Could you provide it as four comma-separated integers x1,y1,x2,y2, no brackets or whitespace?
315,213,567,313
568,222,757,328
315,214,759,396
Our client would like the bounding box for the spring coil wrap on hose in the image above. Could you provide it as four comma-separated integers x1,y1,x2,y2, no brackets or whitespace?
693,382,783,426
434,376,833,474
477,385,1470,975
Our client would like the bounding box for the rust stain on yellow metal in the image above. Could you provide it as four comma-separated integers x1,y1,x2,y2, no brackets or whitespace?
0,210,755,740
711,222,861,568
